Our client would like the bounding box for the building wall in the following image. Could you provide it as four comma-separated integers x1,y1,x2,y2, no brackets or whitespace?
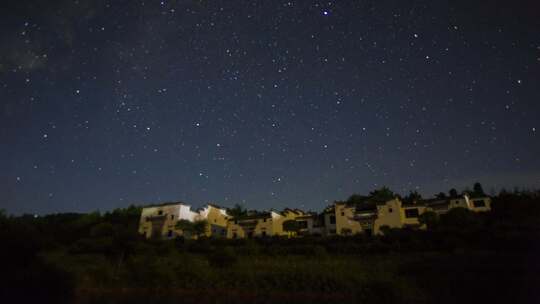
373,199,404,234
399,205,428,228
198,205,229,237
335,203,362,235
139,204,184,239
323,213,337,235
227,214,279,238
468,197,492,212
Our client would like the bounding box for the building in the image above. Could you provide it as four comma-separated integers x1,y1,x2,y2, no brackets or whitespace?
196,204,229,237
138,202,229,239
424,194,492,215
335,198,428,236
139,194,493,240
294,213,325,236
227,211,284,238
226,208,314,238
322,206,337,236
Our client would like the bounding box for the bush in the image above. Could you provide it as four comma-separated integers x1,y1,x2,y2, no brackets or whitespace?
207,246,237,268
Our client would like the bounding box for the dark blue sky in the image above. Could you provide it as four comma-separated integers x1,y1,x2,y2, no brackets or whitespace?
1,0,539,214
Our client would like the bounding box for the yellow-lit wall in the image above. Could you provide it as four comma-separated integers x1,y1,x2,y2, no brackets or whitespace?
373,199,403,234
399,205,427,227
226,215,276,238
200,206,229,237
139,205,183,239
335,203,362,235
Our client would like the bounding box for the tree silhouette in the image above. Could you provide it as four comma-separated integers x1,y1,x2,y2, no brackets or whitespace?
473,182,486,197
369,186,395,202
435,192,447,199
227,203,247,218
403,191,422,204
193,220,208,238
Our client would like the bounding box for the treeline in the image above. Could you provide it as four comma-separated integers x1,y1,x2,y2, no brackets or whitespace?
1,189,540,303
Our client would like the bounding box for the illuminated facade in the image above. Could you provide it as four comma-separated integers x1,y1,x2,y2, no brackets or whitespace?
138,195,492,239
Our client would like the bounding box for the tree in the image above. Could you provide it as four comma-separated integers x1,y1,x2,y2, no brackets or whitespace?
435,192,447,199
369,186,395,202
193,220,208,238
346,194,367,205
449,188,458,198
403,191,422,204
282,220,300,237
175,219,207,239
419,211,439,229
473,182,485,197
227,203,247,218
175,219,195,238
439,208,479,229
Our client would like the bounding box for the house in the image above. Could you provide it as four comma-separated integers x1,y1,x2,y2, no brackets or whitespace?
138,202,229,239
294,213,325,236
322,205,337,236
227,211,284,238
197,204,229,238
226,208,314,238
424,194,492,215
400,201,428,229
139,202,197,239
335,198,429,236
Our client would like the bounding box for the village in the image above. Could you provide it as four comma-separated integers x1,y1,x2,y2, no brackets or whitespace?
138,190,492,240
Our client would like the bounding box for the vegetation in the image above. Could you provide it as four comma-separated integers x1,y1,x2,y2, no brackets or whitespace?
282,219,300,237
1,189,539,303
175,219,208,239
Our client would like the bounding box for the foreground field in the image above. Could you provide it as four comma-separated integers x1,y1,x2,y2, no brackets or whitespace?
2,191,540,303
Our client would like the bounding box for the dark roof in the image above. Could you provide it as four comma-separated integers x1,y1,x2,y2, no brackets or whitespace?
295,214,316,220
282,208,305,215
144,201,188,208
402,200,427,207
229,212,272,221
207,203,227,210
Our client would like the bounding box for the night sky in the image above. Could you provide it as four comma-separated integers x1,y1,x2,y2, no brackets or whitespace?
1,1,539,214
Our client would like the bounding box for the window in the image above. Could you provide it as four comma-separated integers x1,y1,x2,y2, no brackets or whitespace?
158,210,163,215
330,215,336,224
170,215,174,220
388,208,393,213
473,200,486,208
341,212,345,216
261,231,267,237
298,221,308,229
405,208,419,218
167,230,173,237
263,218,267,222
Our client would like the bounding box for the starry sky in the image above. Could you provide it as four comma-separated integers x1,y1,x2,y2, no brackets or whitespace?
1,0,540,214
